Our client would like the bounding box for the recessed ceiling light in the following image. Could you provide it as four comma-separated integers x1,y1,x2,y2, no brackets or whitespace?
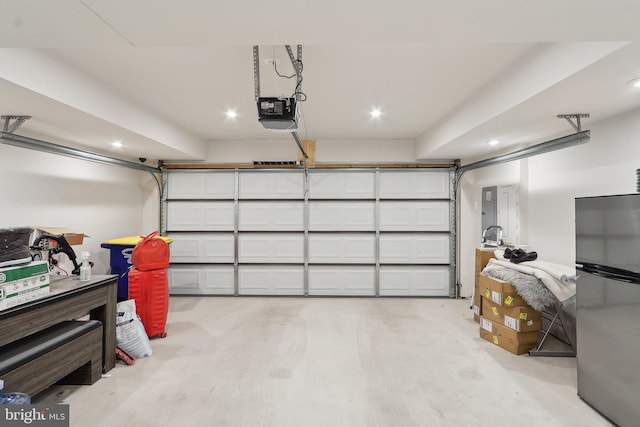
225,109,238,119
487,139,499,146
111,141,123,148
370,108,382,119
628,77,640,88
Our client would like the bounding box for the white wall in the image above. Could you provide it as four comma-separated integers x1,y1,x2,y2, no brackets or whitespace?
0,144,159,275
207,138,416,162
458,106,640,296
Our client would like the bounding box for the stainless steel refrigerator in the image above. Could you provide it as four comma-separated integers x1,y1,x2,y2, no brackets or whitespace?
575,194,640,427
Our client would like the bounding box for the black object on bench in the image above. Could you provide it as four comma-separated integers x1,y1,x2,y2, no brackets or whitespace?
0,320,103,398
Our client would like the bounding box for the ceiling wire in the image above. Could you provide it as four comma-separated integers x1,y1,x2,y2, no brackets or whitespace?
273,60,297,79
78,0,135,46
269,46,308,101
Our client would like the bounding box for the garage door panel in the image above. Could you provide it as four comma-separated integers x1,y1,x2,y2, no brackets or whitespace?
308,266,375,295
239,202,303,230
170,237,200,258
167,172,235,199
167,205,199,228
239,172,303,198
379,234,450,263
238,266,304,295
380,201,450,231
308,172,375,198
168,266,235,295
379,171,450,199
169,268,200,293
203,268,236,293
238,233,304,263
379,266,449,296
309,201,375,231
308,234,376,263
168,233,234,263
167,202,234,231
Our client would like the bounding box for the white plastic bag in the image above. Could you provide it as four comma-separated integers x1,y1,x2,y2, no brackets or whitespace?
115,299,153,358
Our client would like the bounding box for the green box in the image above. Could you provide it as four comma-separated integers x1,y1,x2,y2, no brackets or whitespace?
0,261,50,310
0,261,49,284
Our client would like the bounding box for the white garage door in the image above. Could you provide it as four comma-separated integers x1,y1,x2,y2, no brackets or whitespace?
165,168,454,296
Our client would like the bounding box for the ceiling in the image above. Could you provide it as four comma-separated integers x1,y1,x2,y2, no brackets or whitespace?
2,1,640,165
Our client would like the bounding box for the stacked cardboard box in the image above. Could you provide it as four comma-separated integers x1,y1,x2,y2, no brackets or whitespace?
0,261,50,311
473,248,496,322
478,274,541,355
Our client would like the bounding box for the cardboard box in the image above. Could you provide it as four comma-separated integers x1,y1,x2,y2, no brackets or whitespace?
473,304,481,323
475,248,495,279
473,284,482,323
478,274,528,307
0,261,50,311
479,316,539,355
473,248,496,323
481,297,541,332
35,226,87,246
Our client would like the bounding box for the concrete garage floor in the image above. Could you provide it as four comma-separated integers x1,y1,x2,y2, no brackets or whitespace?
38,297,611,427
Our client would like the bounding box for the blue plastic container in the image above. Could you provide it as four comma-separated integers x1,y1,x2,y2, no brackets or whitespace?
100,241,136,299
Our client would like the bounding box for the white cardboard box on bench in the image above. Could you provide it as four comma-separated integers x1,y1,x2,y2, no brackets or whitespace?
0,261,50,311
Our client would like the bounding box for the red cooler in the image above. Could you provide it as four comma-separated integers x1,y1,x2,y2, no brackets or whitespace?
127,268,169,338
